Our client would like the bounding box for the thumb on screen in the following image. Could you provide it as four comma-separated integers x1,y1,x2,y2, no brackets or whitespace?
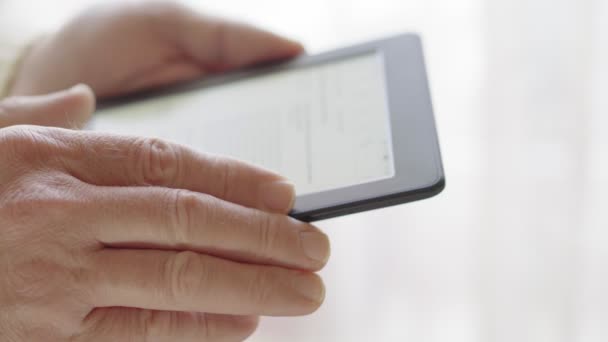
0,84,96,129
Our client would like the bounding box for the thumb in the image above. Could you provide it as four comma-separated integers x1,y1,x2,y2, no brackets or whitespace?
0,84,96,129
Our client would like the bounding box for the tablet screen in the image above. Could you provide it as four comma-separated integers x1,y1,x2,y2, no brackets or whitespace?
94,52,395,195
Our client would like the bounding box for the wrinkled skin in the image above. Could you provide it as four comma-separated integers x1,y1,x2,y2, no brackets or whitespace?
0,2,330,342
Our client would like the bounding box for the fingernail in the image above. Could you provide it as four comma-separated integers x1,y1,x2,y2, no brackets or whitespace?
294,273,325,304
285,41,305,55
259,180,295,212
299,231,330,264
288,40,305,51
69,84,91,93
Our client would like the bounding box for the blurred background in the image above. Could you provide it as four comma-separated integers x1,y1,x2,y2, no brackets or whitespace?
1,0,606,341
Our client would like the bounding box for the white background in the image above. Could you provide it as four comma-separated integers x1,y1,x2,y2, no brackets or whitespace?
1,0,607,341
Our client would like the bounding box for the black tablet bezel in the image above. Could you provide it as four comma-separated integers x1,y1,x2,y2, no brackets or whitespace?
96,34,445,222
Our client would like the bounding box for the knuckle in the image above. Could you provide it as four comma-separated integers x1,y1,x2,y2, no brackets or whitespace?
197,313,213,340
254,213,284,259
139,310,179,340
211,155,239,200
138,310,156,340
164,251,207,302
169,190,207,246
247,268,276,307
136,137,181,186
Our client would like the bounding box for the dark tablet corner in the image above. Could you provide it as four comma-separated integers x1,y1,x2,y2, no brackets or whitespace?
286,34,445,222
291,177,445,222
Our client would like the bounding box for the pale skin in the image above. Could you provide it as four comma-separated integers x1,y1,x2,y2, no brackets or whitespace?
0,2,330,342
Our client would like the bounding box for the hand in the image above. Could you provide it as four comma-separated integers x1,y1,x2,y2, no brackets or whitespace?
0,94,330,341
9,2,304,98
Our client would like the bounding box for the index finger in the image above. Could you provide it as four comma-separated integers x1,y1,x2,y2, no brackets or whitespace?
56,129,295,214
156,4,305,70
